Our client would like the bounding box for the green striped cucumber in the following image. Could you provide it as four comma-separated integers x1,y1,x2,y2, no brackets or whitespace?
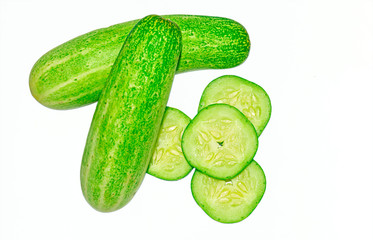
29,15,250,110
147,107,192,181
80,15,182,212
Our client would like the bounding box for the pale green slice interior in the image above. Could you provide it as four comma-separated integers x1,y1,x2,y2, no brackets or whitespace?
182,104,258,180
191,160,266,223
199,75,271,136
148,107,193,180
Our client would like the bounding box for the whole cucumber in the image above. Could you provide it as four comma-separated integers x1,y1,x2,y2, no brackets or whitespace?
80,15,181,212
29,15,250,110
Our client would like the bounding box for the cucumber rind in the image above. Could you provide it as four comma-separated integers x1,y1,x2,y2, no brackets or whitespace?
198,75,271,136
181,103,258,180
29,15,250,110
191,160,266,223
147,107,193,181
80,15,182,212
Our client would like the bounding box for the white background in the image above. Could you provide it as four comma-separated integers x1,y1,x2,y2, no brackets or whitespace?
0,0,372,239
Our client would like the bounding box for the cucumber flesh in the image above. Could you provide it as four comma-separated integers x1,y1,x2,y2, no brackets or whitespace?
147,107,193,181
191,160,266,223
181,104,258,180
199,75,271,136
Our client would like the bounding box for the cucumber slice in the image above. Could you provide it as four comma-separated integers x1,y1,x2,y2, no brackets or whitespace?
148,107,193,181
199,75,271,136
191,160,266,223
182,104,258,180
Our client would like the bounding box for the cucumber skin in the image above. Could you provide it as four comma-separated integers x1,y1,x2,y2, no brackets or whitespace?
29,15,250,110
80,15,182,212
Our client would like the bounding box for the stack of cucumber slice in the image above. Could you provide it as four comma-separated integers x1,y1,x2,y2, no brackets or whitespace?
148,75,271,223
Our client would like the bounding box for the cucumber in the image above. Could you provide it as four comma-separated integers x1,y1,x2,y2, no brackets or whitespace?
147,107,192,181
29,15,250,110
199,75,271,136
181,104,258,180
80,15,182,212
191,160,266,223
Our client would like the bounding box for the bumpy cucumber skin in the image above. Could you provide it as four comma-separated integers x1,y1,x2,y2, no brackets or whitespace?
181,103,258,180
147,107,193,181
191,160,266,224
29,15,250,110
80,15,182,212
199,75,272,136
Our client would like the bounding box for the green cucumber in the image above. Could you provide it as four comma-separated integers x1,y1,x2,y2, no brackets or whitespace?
147,107,192,181
191,160,266,223
29,15,250,110
80,15,182,212
181,104,258,180
199,75,271,136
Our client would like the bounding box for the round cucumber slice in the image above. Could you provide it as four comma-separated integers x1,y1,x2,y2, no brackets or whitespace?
199,75,271,136
191,160,266,223
148,107,193,181
182,104,258,180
